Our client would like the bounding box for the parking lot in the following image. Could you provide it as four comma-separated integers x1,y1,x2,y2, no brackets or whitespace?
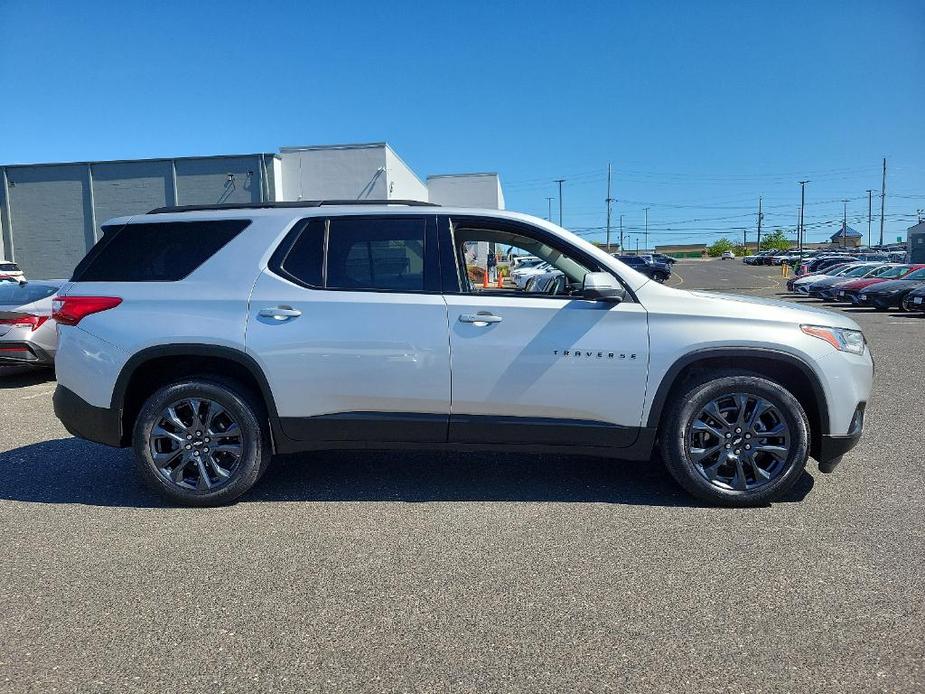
1,259,923,693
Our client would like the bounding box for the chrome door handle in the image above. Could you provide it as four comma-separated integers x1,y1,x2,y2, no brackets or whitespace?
459,312,502,325
259,306,302,320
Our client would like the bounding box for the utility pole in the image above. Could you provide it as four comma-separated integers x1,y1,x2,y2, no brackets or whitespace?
643,207,649,254
605,163,614,252
865,189,874,248
743,227,747,250
635,236,639,254
879,157,887,246
756,196,763,250
798,180,809,255
619,214,624,253
554,179,565,227
842,199,849,248
545,196,554,221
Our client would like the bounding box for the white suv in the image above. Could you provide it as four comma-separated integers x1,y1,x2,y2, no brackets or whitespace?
52,201,873,507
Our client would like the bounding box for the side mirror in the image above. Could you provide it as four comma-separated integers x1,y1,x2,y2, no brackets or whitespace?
581,272,626,303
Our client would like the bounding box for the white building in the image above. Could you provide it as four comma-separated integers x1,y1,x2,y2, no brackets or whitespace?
0,142,505,278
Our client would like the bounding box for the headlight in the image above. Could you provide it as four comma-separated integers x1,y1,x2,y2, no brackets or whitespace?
801,325,866,355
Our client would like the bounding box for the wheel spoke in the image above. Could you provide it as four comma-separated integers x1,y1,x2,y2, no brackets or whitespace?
164,405,187,431
733,458,747,490
756,422,786,438
745,453,771,481
702,458,725,482
213,443,242,455
703,400,728,428
745,399,771,432
690,444,721,465
187,399,206,432
204,402,227,434
152,425,186,446
171,455,191,483
195,458,213,490
755,445,788,460
207,456,231,479
152,449,182,469
733,394,749,427
692,419,726,440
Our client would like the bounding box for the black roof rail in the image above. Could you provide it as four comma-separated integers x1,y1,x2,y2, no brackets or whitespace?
147,200,440,214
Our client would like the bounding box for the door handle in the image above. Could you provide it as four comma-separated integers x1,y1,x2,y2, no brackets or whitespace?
259,306,302,320
459,312,502,325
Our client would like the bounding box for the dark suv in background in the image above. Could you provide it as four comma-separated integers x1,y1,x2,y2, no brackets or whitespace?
614,255,671,282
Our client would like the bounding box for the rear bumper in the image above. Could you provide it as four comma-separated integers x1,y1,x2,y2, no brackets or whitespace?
0,342,53,366
53,385,123,447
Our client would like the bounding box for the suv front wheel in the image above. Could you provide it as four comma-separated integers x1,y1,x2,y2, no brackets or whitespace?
133,379,271,506
660,371,809,506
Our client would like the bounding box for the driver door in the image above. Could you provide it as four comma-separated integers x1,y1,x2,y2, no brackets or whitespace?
440,216,649,448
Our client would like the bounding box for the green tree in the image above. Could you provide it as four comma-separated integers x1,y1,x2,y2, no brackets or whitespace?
707,237,735,257
759,229,792,251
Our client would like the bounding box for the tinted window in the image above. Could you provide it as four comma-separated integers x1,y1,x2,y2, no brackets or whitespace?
72,220,250,282
325,218,425,291
279,219,325,287
0,282,59,305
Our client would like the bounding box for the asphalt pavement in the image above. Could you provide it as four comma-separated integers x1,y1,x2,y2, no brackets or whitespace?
1,259,923,693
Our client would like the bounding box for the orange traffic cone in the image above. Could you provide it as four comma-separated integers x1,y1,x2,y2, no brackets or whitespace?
483,270,489,289
497,271,504,288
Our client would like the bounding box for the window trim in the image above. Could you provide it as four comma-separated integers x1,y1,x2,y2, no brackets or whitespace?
437,214,638,303
267,214,441,295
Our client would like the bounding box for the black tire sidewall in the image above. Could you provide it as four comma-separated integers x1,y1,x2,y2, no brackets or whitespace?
660,374,809,506
133,380,267,506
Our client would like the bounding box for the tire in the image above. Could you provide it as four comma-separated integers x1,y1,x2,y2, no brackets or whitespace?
659,370,809,507
133,378,272,507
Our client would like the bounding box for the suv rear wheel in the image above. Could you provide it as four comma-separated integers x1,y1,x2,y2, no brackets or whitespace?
133,379,270,506
659,371,809,506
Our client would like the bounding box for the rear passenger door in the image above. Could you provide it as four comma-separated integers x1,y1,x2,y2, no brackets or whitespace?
245,214,452,444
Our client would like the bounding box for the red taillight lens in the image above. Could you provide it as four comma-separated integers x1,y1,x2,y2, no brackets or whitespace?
0,315,49,331
51,296,122,326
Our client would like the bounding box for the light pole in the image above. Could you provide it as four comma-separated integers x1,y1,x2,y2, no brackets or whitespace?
865,190,874,248
554,179,565,227
798,180,809,255
545,196,554,222
619,214,624,253
643,207,649,254
842,199,849,248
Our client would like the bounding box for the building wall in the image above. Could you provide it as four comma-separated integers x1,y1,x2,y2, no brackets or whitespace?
427,173,504,209
384,147,428,201
92,160,174,227
2,164,94,279
175,156,263,207
280,144,389,201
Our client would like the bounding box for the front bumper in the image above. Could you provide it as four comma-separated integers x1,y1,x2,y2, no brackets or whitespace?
816,402,866,472
53,385,123,448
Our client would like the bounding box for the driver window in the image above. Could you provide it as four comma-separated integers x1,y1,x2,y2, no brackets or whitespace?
453,226,593,297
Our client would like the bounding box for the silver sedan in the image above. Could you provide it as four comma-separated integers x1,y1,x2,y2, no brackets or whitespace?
0,279,65,367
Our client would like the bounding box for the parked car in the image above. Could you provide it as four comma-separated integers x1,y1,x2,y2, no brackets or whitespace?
523,268,566,294
743,250,775,265
614,254,671,281
790,263,861,294
901,284,925,312
510,261,553,289
798,254,852,276
856,266,925,310
836,265,925,304
0,260,25,282
786,263,850,292
807,264,885,299
651,253,677,265
53,201,872,507
0,279,64,367
721,250,735,260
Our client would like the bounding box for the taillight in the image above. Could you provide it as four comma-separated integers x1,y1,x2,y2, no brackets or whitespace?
0,315,49,331
51,296,122,326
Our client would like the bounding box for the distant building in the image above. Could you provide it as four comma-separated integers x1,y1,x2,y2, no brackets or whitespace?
0,142,504,278
829,224,863,248
908,221,925,263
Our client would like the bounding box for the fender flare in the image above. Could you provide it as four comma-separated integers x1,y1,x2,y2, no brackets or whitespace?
645,347,830,433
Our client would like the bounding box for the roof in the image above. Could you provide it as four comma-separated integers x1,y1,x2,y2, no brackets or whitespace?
830,225,862,240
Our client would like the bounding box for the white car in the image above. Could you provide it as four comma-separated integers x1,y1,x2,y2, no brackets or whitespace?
53,201,873,507
0,259,25,281
721,251,735,260
511,261,553,289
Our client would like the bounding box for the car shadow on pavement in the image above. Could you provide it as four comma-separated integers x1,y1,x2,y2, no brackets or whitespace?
0,366,55,388
0,437,815,508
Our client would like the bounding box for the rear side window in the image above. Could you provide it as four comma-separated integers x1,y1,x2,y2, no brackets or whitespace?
277,217,426,292
71,220,250,282
327,218,425,291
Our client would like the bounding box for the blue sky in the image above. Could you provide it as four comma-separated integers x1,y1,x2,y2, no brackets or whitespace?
1,0,923,247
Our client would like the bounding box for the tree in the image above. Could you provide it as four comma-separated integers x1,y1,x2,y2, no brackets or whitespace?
759,229,791,251
707,237,735,257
